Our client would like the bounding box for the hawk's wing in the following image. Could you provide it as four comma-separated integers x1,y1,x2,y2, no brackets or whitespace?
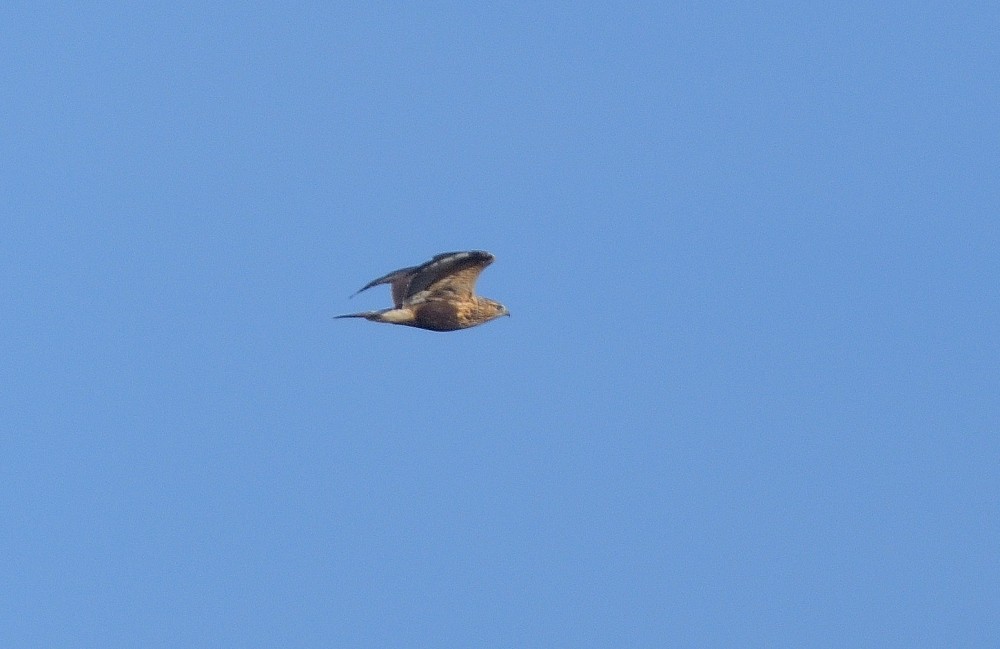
403,251,494,303
349,251,495,308
350,263,420,308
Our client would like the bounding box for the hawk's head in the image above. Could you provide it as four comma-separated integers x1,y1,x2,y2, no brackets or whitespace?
478,298,510,322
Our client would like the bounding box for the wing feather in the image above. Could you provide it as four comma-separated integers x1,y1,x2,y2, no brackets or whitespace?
403,251,494,303
350,264,419,308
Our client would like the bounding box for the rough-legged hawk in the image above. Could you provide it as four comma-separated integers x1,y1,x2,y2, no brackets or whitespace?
335,250,509,331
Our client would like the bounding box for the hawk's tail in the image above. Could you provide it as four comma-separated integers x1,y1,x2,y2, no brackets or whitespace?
333,311,377,321
334,307,415,326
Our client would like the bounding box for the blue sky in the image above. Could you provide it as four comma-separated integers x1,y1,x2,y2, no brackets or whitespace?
4,2,998,646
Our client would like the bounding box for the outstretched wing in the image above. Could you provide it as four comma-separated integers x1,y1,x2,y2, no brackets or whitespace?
350,263,420,308
403,250,494,303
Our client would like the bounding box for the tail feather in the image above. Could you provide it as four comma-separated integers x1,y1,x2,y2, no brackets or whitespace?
334,307,415,326
333,311,376,320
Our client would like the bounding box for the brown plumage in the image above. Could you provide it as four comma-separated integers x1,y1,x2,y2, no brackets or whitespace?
335,251,509,331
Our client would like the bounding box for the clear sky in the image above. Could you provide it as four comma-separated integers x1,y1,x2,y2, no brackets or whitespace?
4,2,998,647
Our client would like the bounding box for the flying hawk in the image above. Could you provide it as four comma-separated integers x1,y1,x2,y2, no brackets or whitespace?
335,250,509,331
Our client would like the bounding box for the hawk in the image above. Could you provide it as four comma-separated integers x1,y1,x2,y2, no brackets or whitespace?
335,250,509,331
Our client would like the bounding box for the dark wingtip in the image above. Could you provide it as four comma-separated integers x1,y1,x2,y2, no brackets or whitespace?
445,249,489,256
349,281,377,299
